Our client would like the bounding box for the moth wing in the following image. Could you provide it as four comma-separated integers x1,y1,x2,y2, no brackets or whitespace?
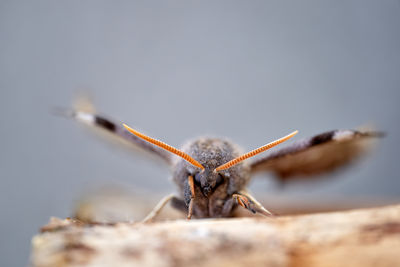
250,130,383,182
55,99,172,164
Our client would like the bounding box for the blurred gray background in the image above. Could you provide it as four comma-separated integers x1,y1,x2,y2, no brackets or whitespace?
1,1,400,266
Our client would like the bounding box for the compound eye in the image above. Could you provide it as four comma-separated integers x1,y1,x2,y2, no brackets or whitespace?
216,174,224,187
194,172,202,185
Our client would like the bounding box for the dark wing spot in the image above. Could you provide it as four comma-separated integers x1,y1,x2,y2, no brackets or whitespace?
310,131,335,146
95,116,116,132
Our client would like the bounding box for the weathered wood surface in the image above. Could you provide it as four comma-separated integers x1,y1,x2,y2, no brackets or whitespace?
31,204,400,267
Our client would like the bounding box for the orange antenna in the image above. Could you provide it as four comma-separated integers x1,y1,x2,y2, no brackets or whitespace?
215,130,298,172
123,123,204,170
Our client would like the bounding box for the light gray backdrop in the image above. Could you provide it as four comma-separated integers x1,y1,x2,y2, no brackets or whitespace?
1,1,400,266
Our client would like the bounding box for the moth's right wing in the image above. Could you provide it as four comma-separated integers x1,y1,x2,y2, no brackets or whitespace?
56,108,172,164
250,129,383,182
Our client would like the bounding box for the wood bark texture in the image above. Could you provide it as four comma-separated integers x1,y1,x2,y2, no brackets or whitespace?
31,204,400,267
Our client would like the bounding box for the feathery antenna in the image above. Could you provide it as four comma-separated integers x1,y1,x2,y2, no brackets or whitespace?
215,130,298,171
123,123,204,170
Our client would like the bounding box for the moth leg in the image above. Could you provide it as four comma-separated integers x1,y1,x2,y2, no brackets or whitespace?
170,197,187,213
221,197,235,217
187,175,195,220
142,193,175,223
233,191,274,217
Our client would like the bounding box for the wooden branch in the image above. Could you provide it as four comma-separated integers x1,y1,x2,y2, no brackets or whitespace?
31,204,400,267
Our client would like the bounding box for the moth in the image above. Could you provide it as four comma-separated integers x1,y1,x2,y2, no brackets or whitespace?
64,107,382,221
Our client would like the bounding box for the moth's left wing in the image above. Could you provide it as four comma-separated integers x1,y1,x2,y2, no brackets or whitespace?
55,107,173,164
250,130,383,182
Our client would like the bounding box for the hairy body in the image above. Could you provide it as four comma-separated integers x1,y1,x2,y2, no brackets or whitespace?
173,138,250,218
